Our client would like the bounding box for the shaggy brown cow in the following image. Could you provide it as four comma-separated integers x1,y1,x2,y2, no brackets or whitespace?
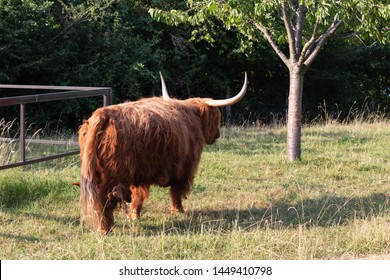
80,72,247,234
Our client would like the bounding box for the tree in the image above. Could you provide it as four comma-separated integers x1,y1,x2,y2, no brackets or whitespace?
0,0,58,83
149,0,390,162
0,0,172,129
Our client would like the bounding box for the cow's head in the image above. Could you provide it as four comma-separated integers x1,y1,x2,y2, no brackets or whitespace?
160,72,248,144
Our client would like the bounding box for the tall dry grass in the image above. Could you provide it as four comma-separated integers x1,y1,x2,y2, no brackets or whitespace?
0,116,389,259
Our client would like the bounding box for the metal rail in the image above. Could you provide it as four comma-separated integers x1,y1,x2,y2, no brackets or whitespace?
0,84,112,170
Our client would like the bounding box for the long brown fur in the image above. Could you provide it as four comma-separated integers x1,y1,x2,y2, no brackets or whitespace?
79,97,221,233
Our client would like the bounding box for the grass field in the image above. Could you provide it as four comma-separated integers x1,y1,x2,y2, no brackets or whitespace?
0,120,389,260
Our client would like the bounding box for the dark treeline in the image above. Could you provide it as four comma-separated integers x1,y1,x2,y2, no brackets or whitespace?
0,0,389,132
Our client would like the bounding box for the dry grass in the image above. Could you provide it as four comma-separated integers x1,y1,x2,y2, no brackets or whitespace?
0,119,389,259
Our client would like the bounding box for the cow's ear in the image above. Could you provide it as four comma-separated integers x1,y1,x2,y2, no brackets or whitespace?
199,105,221,145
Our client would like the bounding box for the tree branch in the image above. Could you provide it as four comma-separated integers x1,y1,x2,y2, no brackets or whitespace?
297,18,318,66
250,19,291,68
290,0,298,13
294,4,308,56
337,30,360,40
304,15,343,67
281,0,297,62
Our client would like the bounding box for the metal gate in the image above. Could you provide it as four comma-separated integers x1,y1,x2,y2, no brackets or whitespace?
0,84,112,170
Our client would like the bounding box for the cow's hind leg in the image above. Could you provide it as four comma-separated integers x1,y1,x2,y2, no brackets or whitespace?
110,184,130,217
128,185,150,220
169,184,187,214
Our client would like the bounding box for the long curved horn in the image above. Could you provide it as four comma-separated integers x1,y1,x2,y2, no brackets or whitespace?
205,72,248,107
160,72,170,100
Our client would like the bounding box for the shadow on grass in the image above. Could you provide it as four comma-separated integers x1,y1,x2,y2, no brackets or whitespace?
0,178,77,209
0,232,43,243
137,192,388,236
204,193,386,226
1,177,387,237
24,212,80,227
209,136,285,156
0,182,51,209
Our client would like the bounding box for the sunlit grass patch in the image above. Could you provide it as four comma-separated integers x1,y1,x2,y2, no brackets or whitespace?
0,120,389,259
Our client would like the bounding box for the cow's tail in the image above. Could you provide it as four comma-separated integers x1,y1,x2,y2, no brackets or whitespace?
80,113,109,233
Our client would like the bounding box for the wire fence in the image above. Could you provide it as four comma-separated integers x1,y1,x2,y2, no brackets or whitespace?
0,84,112,170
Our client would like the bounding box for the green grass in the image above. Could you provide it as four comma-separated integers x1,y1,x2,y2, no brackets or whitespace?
0,121,389,259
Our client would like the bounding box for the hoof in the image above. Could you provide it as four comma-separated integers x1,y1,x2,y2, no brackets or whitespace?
170,208,185,215
98,227,112,235
128,211,140,221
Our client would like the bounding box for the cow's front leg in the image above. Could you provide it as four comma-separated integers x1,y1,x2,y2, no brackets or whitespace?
128,185,150,220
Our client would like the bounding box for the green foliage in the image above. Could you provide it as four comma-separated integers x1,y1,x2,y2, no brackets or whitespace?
150,0,389,162
0,0,388,132
150,0,389,45
0,0,58,82
0,0,173,129
148,0,390,119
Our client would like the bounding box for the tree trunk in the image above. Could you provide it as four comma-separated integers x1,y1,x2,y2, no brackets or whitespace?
286,69,304,162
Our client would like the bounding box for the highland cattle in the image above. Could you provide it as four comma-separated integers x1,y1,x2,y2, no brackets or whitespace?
79,72,247,233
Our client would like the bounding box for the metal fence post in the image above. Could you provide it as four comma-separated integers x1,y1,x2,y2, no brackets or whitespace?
0,85,112,170
103,89,112,106
20,103,26,163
